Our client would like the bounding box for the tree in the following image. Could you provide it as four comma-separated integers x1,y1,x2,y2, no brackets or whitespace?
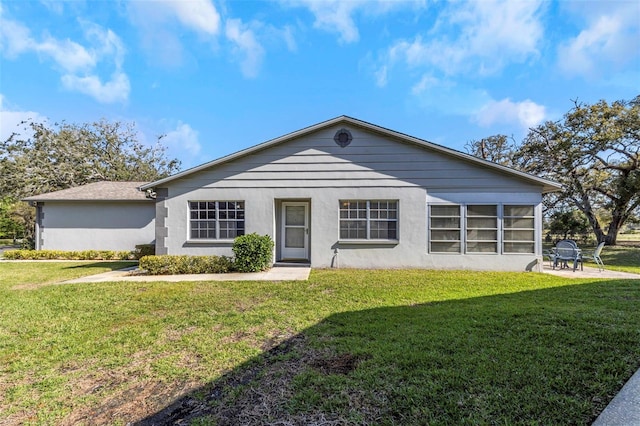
465,134,516,166
545,209,590,242
0,119,181,200
516,97,640,245
0,197,24,240
0,119,182,244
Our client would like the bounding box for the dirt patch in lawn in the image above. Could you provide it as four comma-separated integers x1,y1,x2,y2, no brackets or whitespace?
62,379,199,426
134,334,376,426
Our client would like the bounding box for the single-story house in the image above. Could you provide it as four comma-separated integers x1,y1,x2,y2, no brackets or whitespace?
25,116,561,271
24,181,155,251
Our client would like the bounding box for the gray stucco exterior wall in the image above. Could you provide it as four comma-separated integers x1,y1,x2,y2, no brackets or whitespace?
38,201,155,251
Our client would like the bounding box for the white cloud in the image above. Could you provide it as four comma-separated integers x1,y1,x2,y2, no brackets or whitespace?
0,12,129,103
171,0,221,35
411,74,439,95
125,0,221,68
474,98,547,129
557,3,640,78
162,122,201,166
0,95,48,142
61,71,130,104
285,0,426,44
299,0,360,43
35,35,97,73
378,0,544,80
128,0,220,36
374,65,388,87
225,19,265,78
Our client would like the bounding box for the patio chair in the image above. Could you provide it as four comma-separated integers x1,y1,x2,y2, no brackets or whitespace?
542,248,557,268
578,241,606,272
553,240,582,271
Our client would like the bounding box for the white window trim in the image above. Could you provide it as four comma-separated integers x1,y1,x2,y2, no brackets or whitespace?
465,204,499,255
428,203,537,255
187,200,245,242
502,204,536,254
429,204,462,254
338,200,399,242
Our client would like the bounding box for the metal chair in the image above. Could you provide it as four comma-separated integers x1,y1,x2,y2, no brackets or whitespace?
578,241,606,272
553,240,582,271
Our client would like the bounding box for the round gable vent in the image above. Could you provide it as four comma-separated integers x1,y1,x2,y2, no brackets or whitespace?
334,128,353,147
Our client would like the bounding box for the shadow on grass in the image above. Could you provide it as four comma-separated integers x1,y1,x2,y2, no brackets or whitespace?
65,261,137,271
136,279,640,425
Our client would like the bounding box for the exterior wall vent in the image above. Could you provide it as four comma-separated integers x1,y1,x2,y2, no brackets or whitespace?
334,128,353,147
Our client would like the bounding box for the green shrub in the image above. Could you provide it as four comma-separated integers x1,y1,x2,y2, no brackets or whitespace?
133,244,155,259
2,249,134,260
232,233,274,272
139,255,234,275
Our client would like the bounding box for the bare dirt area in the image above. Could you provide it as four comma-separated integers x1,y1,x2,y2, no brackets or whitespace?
135,335,369,426
61,380,199,426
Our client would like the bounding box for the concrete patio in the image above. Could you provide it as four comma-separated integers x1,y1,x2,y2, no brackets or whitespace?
542,264,640,280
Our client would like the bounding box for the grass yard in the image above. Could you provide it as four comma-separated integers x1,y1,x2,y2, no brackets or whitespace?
596,244,640,274
1,262,639,425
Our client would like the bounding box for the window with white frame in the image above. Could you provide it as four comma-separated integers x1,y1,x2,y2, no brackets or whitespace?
429,205,461,253
339,200,398,240
466,205,498,253
189,201,245,239
503,205,535,253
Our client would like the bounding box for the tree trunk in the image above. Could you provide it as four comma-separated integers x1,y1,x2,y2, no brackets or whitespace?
578,194,607,243
606,208,628,245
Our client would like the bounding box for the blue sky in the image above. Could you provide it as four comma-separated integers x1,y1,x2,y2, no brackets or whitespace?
1,0,639,169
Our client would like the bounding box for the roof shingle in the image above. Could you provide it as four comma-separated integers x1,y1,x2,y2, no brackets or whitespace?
23,181,151,202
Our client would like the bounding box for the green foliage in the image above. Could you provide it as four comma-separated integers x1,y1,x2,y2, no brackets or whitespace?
139,255,234,275
133,244,155,259
2,249,133,260
232,233,274,272
517,97,640,244
465,134,516,166
469,97,640,245
0,197,32,240
0,119,181,200
546,209,591,242
0,119,182,240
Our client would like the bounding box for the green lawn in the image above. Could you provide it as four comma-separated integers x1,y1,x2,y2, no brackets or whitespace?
1,262,639,425
596,245,640,274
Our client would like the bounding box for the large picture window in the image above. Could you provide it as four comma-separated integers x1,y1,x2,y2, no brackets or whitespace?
503,205,535,253
466,205,498,253
430,205,461,253
340,200,398,240
189,201,245,240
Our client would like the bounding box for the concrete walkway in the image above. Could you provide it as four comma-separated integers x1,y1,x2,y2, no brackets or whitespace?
593,369,640,425
61,265,311,284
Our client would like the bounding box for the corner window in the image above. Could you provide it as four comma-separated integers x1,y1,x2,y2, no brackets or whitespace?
503,205,535,253
189,201,245,240
430,205,461,253
466,205,498,253
340,200,398,240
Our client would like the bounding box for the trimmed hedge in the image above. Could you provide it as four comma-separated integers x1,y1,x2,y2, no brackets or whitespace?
139,255,234,275
2,249,135,260
232,233,274,272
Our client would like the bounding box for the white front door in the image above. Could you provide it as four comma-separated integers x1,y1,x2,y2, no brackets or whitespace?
281,202,309,260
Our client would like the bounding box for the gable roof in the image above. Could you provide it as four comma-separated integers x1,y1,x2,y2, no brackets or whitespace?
23,181,151,202
141,116,562,193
